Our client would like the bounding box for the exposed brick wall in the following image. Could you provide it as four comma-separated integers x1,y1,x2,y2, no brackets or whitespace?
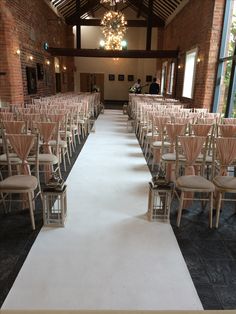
162,0,225,110
0,0,74,105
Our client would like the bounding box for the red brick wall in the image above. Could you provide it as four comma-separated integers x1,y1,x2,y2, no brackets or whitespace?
162,0,225,110
0,0,74,105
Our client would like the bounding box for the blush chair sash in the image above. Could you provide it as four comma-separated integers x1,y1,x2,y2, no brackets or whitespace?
216,137,236,175
219,125,236,137
7,134,34,174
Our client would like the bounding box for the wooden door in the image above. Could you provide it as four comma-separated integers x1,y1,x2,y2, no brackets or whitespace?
80,73,104,102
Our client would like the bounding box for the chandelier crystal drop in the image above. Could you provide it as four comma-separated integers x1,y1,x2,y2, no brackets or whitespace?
101,10,127,50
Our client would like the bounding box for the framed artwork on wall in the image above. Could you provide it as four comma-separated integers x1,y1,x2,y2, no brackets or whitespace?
26,66,37,94
118,74,125,81
36,63,44,80
128,75,134,82
109,74,115,81
146,75,152,82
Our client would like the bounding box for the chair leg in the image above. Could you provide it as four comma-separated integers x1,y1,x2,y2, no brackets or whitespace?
215,192,222,228
209,192,213,229
28,192,35,230
177,192,184,227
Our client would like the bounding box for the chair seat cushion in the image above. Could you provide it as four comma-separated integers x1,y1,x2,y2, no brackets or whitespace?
146,132,158,138
176,175,215,191
49,140,67,148
213,176,236,190
0,175,37,191
29,154,58,164
196,154,213,163
0,153,20,163
162,153,185,161
152,141,171,147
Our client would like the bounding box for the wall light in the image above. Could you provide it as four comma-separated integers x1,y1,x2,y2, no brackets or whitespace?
63,66,67,71
178,65,181,69
197,57,201,63
121,40,127,50
46,60,51,65
99,39,105,48
29,55,34,61
16,49,21,56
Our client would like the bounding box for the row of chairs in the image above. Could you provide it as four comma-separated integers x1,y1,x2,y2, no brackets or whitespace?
130,97,236,228
0,92,101,230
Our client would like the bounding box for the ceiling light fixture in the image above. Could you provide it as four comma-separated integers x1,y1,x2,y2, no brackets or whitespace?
101,10,127,50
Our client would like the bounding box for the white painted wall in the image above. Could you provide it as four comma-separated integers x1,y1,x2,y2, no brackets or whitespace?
73,8,158,101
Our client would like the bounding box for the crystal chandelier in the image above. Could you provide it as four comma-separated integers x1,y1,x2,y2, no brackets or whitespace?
100,0,126,6
101,10,127,50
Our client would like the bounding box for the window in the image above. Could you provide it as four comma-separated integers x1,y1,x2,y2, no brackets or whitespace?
167,62,175,94
182,48,198,98
212,0,236,116
161,61,167,95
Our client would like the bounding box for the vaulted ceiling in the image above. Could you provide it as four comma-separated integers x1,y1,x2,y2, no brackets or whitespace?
47,0,188,27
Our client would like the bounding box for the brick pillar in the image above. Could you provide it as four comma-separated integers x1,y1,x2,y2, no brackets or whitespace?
0,0,24,106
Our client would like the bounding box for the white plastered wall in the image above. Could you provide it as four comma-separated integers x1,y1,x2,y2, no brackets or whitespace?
73,8,158,101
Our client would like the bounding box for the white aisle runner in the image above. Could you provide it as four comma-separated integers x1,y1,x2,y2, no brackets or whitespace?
2,110,202,310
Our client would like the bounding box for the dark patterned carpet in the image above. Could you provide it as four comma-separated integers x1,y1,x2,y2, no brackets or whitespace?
1,111,236,310
147,155,236,310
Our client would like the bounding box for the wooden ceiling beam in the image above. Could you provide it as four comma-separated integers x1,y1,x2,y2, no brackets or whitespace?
136,0,143,18
66,18,164,27
126,0,165,27
47,47,178,58
146,0,153,51
66,1,102,23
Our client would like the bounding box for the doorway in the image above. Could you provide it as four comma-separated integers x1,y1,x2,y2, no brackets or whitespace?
55,73,61,93
80,73,104,102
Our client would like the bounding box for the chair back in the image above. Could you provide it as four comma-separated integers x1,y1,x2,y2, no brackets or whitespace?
176,136,208,177
2,120,26,134
4,133,39,176
34,121,59,156
213,137,236,176
218,124,236,137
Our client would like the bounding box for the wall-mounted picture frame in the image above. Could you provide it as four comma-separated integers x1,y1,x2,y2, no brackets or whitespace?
118,74,125,81
36,63,44,80
128,75,134,82
26,66,37,94
146,75,152,82
109,74,115,81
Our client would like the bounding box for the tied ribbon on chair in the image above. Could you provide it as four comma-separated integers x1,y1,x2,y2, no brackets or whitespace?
36,122,56,154
153,116,170,164
7,134,34,175
179,136,206,208
7,134,35,209
219,125,236,138
36,122,56,182
216,137,236,175
165,124,185,182
192,124,212,137
3,121,25,134
223,118,236,125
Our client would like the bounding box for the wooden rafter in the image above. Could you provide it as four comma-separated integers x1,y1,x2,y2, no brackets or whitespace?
47,47,178,58
126,0,165,27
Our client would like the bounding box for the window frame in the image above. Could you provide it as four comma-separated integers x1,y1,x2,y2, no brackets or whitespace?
167,61,175,95
182,47,198,99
